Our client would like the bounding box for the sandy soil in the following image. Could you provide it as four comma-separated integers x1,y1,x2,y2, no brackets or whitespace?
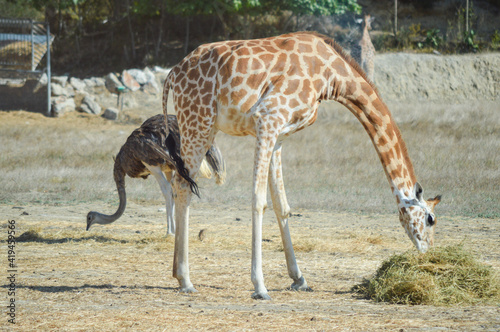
1,200,499,331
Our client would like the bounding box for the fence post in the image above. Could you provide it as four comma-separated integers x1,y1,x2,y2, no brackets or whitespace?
46,22,51,116
31,20,35,71
466,0,469,32
394,0,398,36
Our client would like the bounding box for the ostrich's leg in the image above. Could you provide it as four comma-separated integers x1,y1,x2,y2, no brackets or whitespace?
144,164,175,236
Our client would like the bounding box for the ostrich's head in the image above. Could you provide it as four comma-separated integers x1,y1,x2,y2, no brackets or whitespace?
398,183,441,253
86,211,98,231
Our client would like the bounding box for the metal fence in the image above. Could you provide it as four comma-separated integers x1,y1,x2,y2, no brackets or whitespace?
0,19,54,115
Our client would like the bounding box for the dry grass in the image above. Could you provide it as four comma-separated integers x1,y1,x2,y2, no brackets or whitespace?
354,244,500,305
1,203,498,331
1,100,499,219
1,75,500,330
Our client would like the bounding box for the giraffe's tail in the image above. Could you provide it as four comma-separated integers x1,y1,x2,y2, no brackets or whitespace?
165,134,200,197
205,142,226,185
162,70,200,198
162,69,176,119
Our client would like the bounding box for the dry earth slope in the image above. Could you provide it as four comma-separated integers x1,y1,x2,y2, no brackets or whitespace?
374,52,500,101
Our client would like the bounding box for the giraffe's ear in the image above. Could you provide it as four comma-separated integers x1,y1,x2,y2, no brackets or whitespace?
414,182,424,201
427,195,442,211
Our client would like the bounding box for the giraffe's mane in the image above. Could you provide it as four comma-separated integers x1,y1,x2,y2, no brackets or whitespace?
299,31,380,98
299,31,416,185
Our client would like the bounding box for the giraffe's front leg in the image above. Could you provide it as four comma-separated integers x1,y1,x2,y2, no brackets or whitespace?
250,134,276,300
268,145,309,292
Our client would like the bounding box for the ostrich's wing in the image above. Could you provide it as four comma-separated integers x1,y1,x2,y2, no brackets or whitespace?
130,114,179,168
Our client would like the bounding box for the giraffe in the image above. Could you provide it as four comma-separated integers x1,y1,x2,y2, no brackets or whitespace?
351,15,376,82
162,31,441,300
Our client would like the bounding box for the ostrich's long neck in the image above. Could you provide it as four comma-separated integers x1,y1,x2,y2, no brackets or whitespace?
331,73,417,201
94,187,127,224
95,160,127,225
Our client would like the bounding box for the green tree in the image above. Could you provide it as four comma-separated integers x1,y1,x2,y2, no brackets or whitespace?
267,0,361,31
0,0,43,19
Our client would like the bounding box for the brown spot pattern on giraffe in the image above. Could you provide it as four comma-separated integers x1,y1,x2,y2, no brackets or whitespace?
162,32,424,250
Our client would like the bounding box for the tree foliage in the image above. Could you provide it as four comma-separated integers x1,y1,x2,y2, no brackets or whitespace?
0,0,361,73
269,0,361,16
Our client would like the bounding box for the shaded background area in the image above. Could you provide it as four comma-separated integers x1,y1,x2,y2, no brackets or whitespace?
0,0,499,77
0,79,48,113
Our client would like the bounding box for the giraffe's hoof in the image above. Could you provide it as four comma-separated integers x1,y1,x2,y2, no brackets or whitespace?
252,291,271,300
179,286,198,294
291,276,312,292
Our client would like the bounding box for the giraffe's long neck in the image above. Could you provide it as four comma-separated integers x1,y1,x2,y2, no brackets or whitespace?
362,25,370,44
331,76,417,202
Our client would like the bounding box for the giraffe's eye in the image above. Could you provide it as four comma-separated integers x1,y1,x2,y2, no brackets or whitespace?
427,214,435,226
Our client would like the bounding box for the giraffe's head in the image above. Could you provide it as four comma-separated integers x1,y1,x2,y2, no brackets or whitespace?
399,183,441,253
356,15,375,31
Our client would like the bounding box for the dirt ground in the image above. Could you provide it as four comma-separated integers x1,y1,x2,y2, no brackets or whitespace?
1,200,499,331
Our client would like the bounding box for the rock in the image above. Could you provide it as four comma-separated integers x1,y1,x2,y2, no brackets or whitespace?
70,77,87,91
127,69,148,85
51,75,69,87
105,73,123,93
198,229,207,241
51,83,75,97
141,67,160,93
83,78,96,88
51,96,76,117
143,67,156,81
93,77,106,87
120,92,137,109
50,83,65,96
142,82,159,95
153,66,170,74
66,88,76,97
79,95,102,115
121,70,140,91
153,66,171,84
102,107,119,120
38,73,48,85
83,77,106,88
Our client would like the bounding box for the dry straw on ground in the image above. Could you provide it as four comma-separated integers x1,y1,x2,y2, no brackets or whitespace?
354,244,500,305
1,98,500,330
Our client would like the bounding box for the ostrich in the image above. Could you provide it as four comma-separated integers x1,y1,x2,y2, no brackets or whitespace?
86,114,226,235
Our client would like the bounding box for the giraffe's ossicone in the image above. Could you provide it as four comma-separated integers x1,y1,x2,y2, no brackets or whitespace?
163,31,441,299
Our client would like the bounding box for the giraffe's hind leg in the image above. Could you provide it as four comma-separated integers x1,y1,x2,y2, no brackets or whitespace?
268,144,309,292
250,127,283,300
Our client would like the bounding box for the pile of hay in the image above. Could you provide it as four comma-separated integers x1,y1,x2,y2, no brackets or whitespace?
16,228,43,242
354,244,500,305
